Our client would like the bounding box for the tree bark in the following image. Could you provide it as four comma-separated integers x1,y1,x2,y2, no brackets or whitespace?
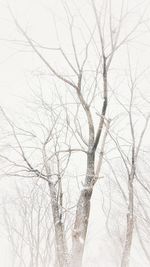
48,183,68,267
71,151,95,267
121,178,134,267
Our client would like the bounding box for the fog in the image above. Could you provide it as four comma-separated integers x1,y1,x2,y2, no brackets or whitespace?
0,0,150,266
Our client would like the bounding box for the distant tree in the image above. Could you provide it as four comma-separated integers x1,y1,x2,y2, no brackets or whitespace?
1,1,150,267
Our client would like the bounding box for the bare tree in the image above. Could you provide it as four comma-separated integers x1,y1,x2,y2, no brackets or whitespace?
106,58,150,267
3,182,54,267
0,1,150,267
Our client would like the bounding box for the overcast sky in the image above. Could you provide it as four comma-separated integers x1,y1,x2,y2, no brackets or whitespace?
0,0,150,266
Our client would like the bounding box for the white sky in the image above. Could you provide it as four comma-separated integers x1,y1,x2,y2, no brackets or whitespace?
0,0,150,266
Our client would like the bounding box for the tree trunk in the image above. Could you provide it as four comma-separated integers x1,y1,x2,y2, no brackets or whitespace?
121,179,134,267
48,183,68,267
71,151,95,267
54,221,68,267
